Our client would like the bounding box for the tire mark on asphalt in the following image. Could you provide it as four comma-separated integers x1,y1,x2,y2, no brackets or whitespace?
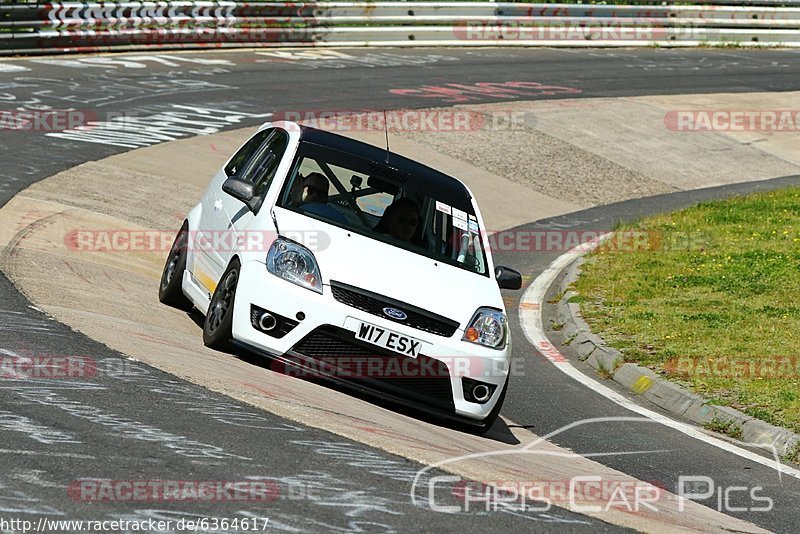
13,388,251,461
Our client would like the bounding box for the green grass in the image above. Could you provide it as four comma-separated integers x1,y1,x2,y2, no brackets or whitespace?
703,417,744,440
575,186,800,434
596,357,615,380
547,289,567,305
786,441,800,464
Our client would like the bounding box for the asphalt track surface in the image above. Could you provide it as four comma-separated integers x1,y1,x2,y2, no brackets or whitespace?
1,47,800,532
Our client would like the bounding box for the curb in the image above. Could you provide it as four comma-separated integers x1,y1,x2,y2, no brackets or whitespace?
553,256,800,461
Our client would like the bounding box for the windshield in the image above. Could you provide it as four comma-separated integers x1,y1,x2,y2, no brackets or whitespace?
278,142,489,276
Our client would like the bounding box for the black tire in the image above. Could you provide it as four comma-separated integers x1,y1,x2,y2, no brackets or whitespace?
158,222,191,309
203,258,240,350
475,375,510,435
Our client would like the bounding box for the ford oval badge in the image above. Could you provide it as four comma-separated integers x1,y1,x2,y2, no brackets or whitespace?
383,307,408,321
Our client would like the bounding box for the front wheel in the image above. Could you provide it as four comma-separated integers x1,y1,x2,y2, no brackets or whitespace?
203,258,240,350
158,222,191,309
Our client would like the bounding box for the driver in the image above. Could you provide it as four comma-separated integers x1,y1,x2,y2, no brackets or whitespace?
290,172,346,222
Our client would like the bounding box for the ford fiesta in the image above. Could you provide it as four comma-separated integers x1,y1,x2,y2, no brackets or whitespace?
158,121,522,431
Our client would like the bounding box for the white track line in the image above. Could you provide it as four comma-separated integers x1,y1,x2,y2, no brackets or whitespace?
518,239,800,480
0,449,95,459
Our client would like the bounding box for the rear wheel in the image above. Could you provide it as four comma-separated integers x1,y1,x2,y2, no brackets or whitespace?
203,258,240,350
158,222,191,309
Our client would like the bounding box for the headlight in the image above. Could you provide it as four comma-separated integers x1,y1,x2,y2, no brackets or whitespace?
266,238,323,294
462,308,507,349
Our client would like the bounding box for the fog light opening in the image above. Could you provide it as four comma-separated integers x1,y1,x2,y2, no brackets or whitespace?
472,384,491,403
462,377,496,404
258,312,277,332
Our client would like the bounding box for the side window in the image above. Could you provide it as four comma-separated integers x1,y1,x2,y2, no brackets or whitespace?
225,130,270,178
224,128,289,197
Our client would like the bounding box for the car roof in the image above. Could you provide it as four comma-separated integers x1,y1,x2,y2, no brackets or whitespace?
298,124,473,207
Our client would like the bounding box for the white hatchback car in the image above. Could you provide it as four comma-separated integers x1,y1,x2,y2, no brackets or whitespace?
159,121,522,431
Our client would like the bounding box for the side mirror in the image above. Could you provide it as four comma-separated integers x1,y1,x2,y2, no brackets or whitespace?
495,265,523,290
222,177,257,210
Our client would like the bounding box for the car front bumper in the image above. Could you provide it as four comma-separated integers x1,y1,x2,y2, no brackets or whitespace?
231,260,510,421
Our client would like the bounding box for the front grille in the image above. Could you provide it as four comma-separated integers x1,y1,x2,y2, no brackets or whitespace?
291,325,455,410
330,281,459,337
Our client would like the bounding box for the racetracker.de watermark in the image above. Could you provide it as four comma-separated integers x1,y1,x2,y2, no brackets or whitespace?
485,230,707,253
64,229,329,253
0,350,150,380
271,355,521,379
68,478,366,503
68,480,279,502
452,22,700,41
663,356,800,379
0,109,98,132
272,109,528,132
664,110,800,132
0,353,96,379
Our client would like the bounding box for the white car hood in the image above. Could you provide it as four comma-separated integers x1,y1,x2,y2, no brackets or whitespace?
274,209,504,328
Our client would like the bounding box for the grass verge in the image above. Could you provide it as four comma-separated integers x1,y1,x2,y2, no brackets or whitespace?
703,417,744,440
786,442,800,463
575,186,800,434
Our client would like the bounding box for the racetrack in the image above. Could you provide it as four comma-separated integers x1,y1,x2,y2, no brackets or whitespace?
1,47,800,533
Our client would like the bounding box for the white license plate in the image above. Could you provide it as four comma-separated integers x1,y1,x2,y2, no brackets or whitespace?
355,320,422,358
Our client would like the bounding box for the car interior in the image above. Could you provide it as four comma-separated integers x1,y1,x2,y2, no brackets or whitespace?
279,152,488,275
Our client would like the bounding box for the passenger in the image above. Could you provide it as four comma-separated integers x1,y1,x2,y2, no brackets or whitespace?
290,172,346,222
374,198,422,244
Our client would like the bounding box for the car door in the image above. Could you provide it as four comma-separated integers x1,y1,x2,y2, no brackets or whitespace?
219,127,290,267
192,128,281,294
193,164,232,296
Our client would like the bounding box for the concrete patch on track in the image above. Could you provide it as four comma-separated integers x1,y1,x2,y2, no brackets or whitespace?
401,109,676,207
638,92,800,169
399,92,800,205
0,95,789,532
